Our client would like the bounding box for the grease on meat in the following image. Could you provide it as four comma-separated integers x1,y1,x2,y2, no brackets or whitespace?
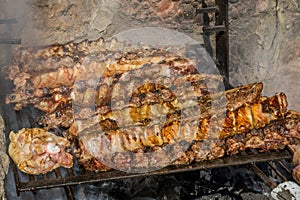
8,128,73,175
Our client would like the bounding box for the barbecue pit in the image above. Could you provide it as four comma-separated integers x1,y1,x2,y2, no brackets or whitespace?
0,0,299,199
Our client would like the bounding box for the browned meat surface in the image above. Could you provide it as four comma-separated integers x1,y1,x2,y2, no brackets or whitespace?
5,37,299,175
37,82,262,131
75,93,289,172
77,110,300,172
6,37,224,114
8,128,73,175
287,111,300,183
36,106,75,129
77,93,286,151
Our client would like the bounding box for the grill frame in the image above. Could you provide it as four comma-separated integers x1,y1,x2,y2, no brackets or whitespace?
14,150,292,192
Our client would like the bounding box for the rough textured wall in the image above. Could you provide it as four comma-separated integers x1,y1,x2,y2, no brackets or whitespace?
0,0,205,46
0,0,119,46
229,0,300,110
0,0,299,109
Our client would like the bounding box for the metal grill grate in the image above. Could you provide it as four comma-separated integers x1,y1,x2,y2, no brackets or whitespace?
0,79,294,199
14,150,292,192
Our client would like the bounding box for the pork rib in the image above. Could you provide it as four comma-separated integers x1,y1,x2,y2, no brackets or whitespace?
77,93,287,164
77,111,300,172
76,109,299,172
9,44,194,90
37,82,262,130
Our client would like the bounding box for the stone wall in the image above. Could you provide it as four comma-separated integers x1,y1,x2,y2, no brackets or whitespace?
0,0,299,109
229,0,300,110
0,0,205,46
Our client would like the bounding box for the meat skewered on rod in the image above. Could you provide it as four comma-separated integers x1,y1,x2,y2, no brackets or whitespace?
77,109,300,172
37,82,263,130
7,38,197,90
75,92,287,156
6,43,222,112
7,69,224,112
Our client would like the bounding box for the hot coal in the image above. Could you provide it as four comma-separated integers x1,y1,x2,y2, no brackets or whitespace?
69,165,279,200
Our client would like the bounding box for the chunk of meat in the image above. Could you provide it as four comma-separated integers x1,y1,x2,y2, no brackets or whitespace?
8,128,73,175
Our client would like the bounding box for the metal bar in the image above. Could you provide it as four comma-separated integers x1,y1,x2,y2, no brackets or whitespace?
67,168,74,177
55,169,75,200
215,0,230,88
277,160,292,174
12,163,21,196
250,163,278,189
0,19,17,24
268,161,288,182
29,175,37,194
201,0,213,57
0,38,21,44
64,186,75,200
196,6,218,14
17,150,292,192
203,25,226,32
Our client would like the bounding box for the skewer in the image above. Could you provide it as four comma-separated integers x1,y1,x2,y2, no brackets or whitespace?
0,19,17,24
0,38,21,44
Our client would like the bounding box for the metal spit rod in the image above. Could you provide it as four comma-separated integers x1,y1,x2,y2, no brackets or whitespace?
0,19,17,24
0,38,21,44
0,18,21,44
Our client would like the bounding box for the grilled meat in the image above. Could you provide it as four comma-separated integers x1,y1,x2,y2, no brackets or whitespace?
8,128,73,175
286,111,300,184
6,37,298,175
6,85,71,106
7,37,128,78
293,165,300,184
37,82,263,130
290,144,300,184
32,72,223,125
75,93,287,172
7,38,224,113
8,42,192,90
36,106,75,129
12,93,71,112
77,110,300,172
175,111,300,164
10,70,223,113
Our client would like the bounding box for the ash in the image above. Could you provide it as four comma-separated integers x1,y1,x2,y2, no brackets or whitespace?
70,166,269,199
4,159,289,200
